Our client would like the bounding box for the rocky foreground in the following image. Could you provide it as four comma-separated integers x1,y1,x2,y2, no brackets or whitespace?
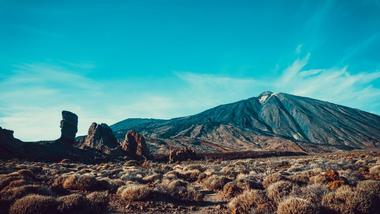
0,150,379,214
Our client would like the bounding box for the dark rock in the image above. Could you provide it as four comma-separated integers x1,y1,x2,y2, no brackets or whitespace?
60,110,78,143
0,127,24,157
82,122,123,155
168,147,197,162
121,130,149,159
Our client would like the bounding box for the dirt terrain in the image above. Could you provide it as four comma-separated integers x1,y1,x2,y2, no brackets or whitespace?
0,150,379,214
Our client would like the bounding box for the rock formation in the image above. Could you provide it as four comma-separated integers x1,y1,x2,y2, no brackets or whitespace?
81,122,123,155
121,130,149,159
0,127,23,158
168,147,197,162
60,110,78,143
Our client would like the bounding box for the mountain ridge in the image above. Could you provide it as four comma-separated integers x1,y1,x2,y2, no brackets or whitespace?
111,92,380,153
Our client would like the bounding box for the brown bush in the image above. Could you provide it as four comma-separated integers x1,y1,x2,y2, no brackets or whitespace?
223,181,242,198
9,194,59,214
277,197,320,214
58,193,93,214
62,175,110,191
262,172,287,188
161,179,203,202
202,175,231,191
228,190,274,214
266,181,295,203
86,191,109,213
368,165,380,177
321,185,355,214
0,184,53,211
117,184,155,201
350,190,380,214
291,184,328,205
356,180,380,195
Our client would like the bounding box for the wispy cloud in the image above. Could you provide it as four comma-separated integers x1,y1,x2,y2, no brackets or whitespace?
177,54,380,115
1,56,380,141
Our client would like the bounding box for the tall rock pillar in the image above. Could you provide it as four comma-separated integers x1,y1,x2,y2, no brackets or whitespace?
60,110,78,143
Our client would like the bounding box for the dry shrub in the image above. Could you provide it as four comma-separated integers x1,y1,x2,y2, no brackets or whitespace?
262,172,287,188
350,190,380,214
142,173,162,184
228,190,274,214
58,193,93,214
202,175,231,191
327,180,346,190
266,181,295,203
9,194,59,214
62,175,110,191
277,197,320,214
86,191,109,213
117,184,154,201
236,174,262,190
350,180,380,214
321,185,355,214
369,165,380,176
0,170,35,191
291,184,328,205
0,184,53,211
223,182,242,198
181,169,201,182
309,174,327,185
161,179,203,202
197,172,208,182
1,179,28,191
356,180,380,195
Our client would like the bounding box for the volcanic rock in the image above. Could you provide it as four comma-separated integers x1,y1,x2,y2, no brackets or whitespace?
0,127,23,157
60,111,78,143
82,122,123,155
121,130,150,159
168,147,197,162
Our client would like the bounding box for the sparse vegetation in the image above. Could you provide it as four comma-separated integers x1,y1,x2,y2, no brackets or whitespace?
0,150,379,213
9,194,59,214
277,197,320,214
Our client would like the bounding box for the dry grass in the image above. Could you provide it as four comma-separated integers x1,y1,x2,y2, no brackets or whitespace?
262,172,288,188
116,184,154,201
228,189,274,214
9,194,59,214
62,175,109,191
266,180,295,203
277,197,320,214
202,174,231,191
0,150,379,213
58,193,92,214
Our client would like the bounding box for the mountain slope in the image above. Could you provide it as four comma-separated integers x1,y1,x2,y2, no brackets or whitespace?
111,92,380,153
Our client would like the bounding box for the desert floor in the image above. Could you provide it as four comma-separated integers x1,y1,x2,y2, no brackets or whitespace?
0,150,379,214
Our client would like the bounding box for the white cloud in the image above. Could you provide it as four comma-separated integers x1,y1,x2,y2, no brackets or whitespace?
1,56,380,141
177,54,380,115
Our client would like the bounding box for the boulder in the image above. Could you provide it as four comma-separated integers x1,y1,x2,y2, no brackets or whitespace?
168,147,197,162
60,111,78,143
82,123,122,155
121,130,149,159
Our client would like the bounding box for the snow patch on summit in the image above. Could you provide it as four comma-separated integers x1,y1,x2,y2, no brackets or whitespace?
258,91,274,104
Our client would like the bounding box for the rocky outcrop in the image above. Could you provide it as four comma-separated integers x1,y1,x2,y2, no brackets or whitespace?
81,123,123,155
121,130,149,159
60,111,78,143
168,147,197,162
0,127,24,158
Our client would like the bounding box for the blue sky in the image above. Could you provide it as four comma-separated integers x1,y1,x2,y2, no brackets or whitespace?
1,0,380,140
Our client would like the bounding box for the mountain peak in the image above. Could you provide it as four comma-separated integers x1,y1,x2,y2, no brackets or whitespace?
258,91,274,104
